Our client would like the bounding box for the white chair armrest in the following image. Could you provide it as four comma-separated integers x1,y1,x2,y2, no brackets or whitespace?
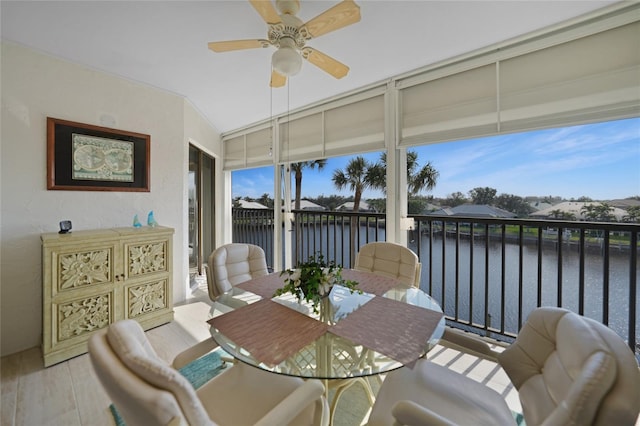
172,339,220,370
440,327,503,361
254,380,326,426
391,400,457,426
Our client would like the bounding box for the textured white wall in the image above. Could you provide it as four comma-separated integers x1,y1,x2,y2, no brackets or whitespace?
0,42,220,356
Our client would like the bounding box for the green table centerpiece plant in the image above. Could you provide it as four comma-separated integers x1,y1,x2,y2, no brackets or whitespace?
274,253,359,313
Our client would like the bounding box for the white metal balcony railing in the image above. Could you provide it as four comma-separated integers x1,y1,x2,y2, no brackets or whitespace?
232,208,639,360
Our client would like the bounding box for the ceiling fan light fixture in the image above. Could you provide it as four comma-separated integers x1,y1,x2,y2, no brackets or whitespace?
272,38,302,76
208,0,360,84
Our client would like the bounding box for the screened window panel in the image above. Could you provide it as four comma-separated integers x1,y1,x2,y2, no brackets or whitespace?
324,95,385,156
223,135,245,170
400,64,498,145
279,113,323,163
278,92,385,163
223,127,273,170
245,127,273,168
499,22,640,132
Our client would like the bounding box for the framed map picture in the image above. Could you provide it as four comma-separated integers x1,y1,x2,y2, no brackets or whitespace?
47,117,150,191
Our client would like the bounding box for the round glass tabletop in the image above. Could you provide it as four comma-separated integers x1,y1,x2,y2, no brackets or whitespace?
209,271,445,380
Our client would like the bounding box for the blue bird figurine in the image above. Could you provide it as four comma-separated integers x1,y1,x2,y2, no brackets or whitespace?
147,211,158,227
133,214,142,228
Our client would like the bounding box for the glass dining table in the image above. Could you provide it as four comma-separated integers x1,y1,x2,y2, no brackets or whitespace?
208,269,445,423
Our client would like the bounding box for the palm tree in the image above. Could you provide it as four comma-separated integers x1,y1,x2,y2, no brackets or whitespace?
290,160,326,263
581,202,615,222
580,203,615,241
368,151,439,197
549,209,576,221
623,206,640,223
258,193,273,208
407,151,439,196
332,156,376,262
291,160,326,210
332,156,375,213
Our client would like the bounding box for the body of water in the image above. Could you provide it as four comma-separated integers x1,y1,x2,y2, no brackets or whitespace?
417,234,638,342
240,222,639,348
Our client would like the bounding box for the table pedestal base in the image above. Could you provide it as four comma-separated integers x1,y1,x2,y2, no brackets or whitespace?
325,377,376,425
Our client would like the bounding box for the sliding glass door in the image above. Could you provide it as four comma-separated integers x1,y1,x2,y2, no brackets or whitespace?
188,145,215,276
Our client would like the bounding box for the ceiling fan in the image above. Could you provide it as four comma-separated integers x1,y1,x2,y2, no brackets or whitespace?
208,0,360,87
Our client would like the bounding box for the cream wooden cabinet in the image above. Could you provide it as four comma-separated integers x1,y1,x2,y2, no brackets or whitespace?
41,226,174,366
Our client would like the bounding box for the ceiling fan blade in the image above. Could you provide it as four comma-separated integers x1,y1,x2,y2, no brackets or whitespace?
249,0,281,24
303,0,361,38
302,47,349,79
208,39,270,52
270,70,286,88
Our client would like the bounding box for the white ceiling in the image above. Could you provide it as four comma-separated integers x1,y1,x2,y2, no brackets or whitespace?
1,0,619,134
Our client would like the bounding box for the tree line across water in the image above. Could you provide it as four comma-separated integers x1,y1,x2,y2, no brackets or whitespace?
233,150,640,222
236,191,640,222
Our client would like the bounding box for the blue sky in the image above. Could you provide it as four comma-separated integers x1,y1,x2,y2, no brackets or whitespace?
232,117,640,201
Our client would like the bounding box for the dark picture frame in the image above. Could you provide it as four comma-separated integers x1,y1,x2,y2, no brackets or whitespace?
47,117,150,192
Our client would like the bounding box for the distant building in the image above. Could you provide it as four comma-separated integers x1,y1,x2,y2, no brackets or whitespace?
428,204,516,218
336,201,371,212
530,201,628,221
529,201,553,211
606,198,640,210
421,203,441,214
237,200,268,209
290,199,326,210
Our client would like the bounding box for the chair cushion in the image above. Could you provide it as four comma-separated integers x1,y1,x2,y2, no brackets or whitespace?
210,243,269,296
106,320,213,426
367,359,515,426
498,307,637,426
196,362,316,426
354,242,420,287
